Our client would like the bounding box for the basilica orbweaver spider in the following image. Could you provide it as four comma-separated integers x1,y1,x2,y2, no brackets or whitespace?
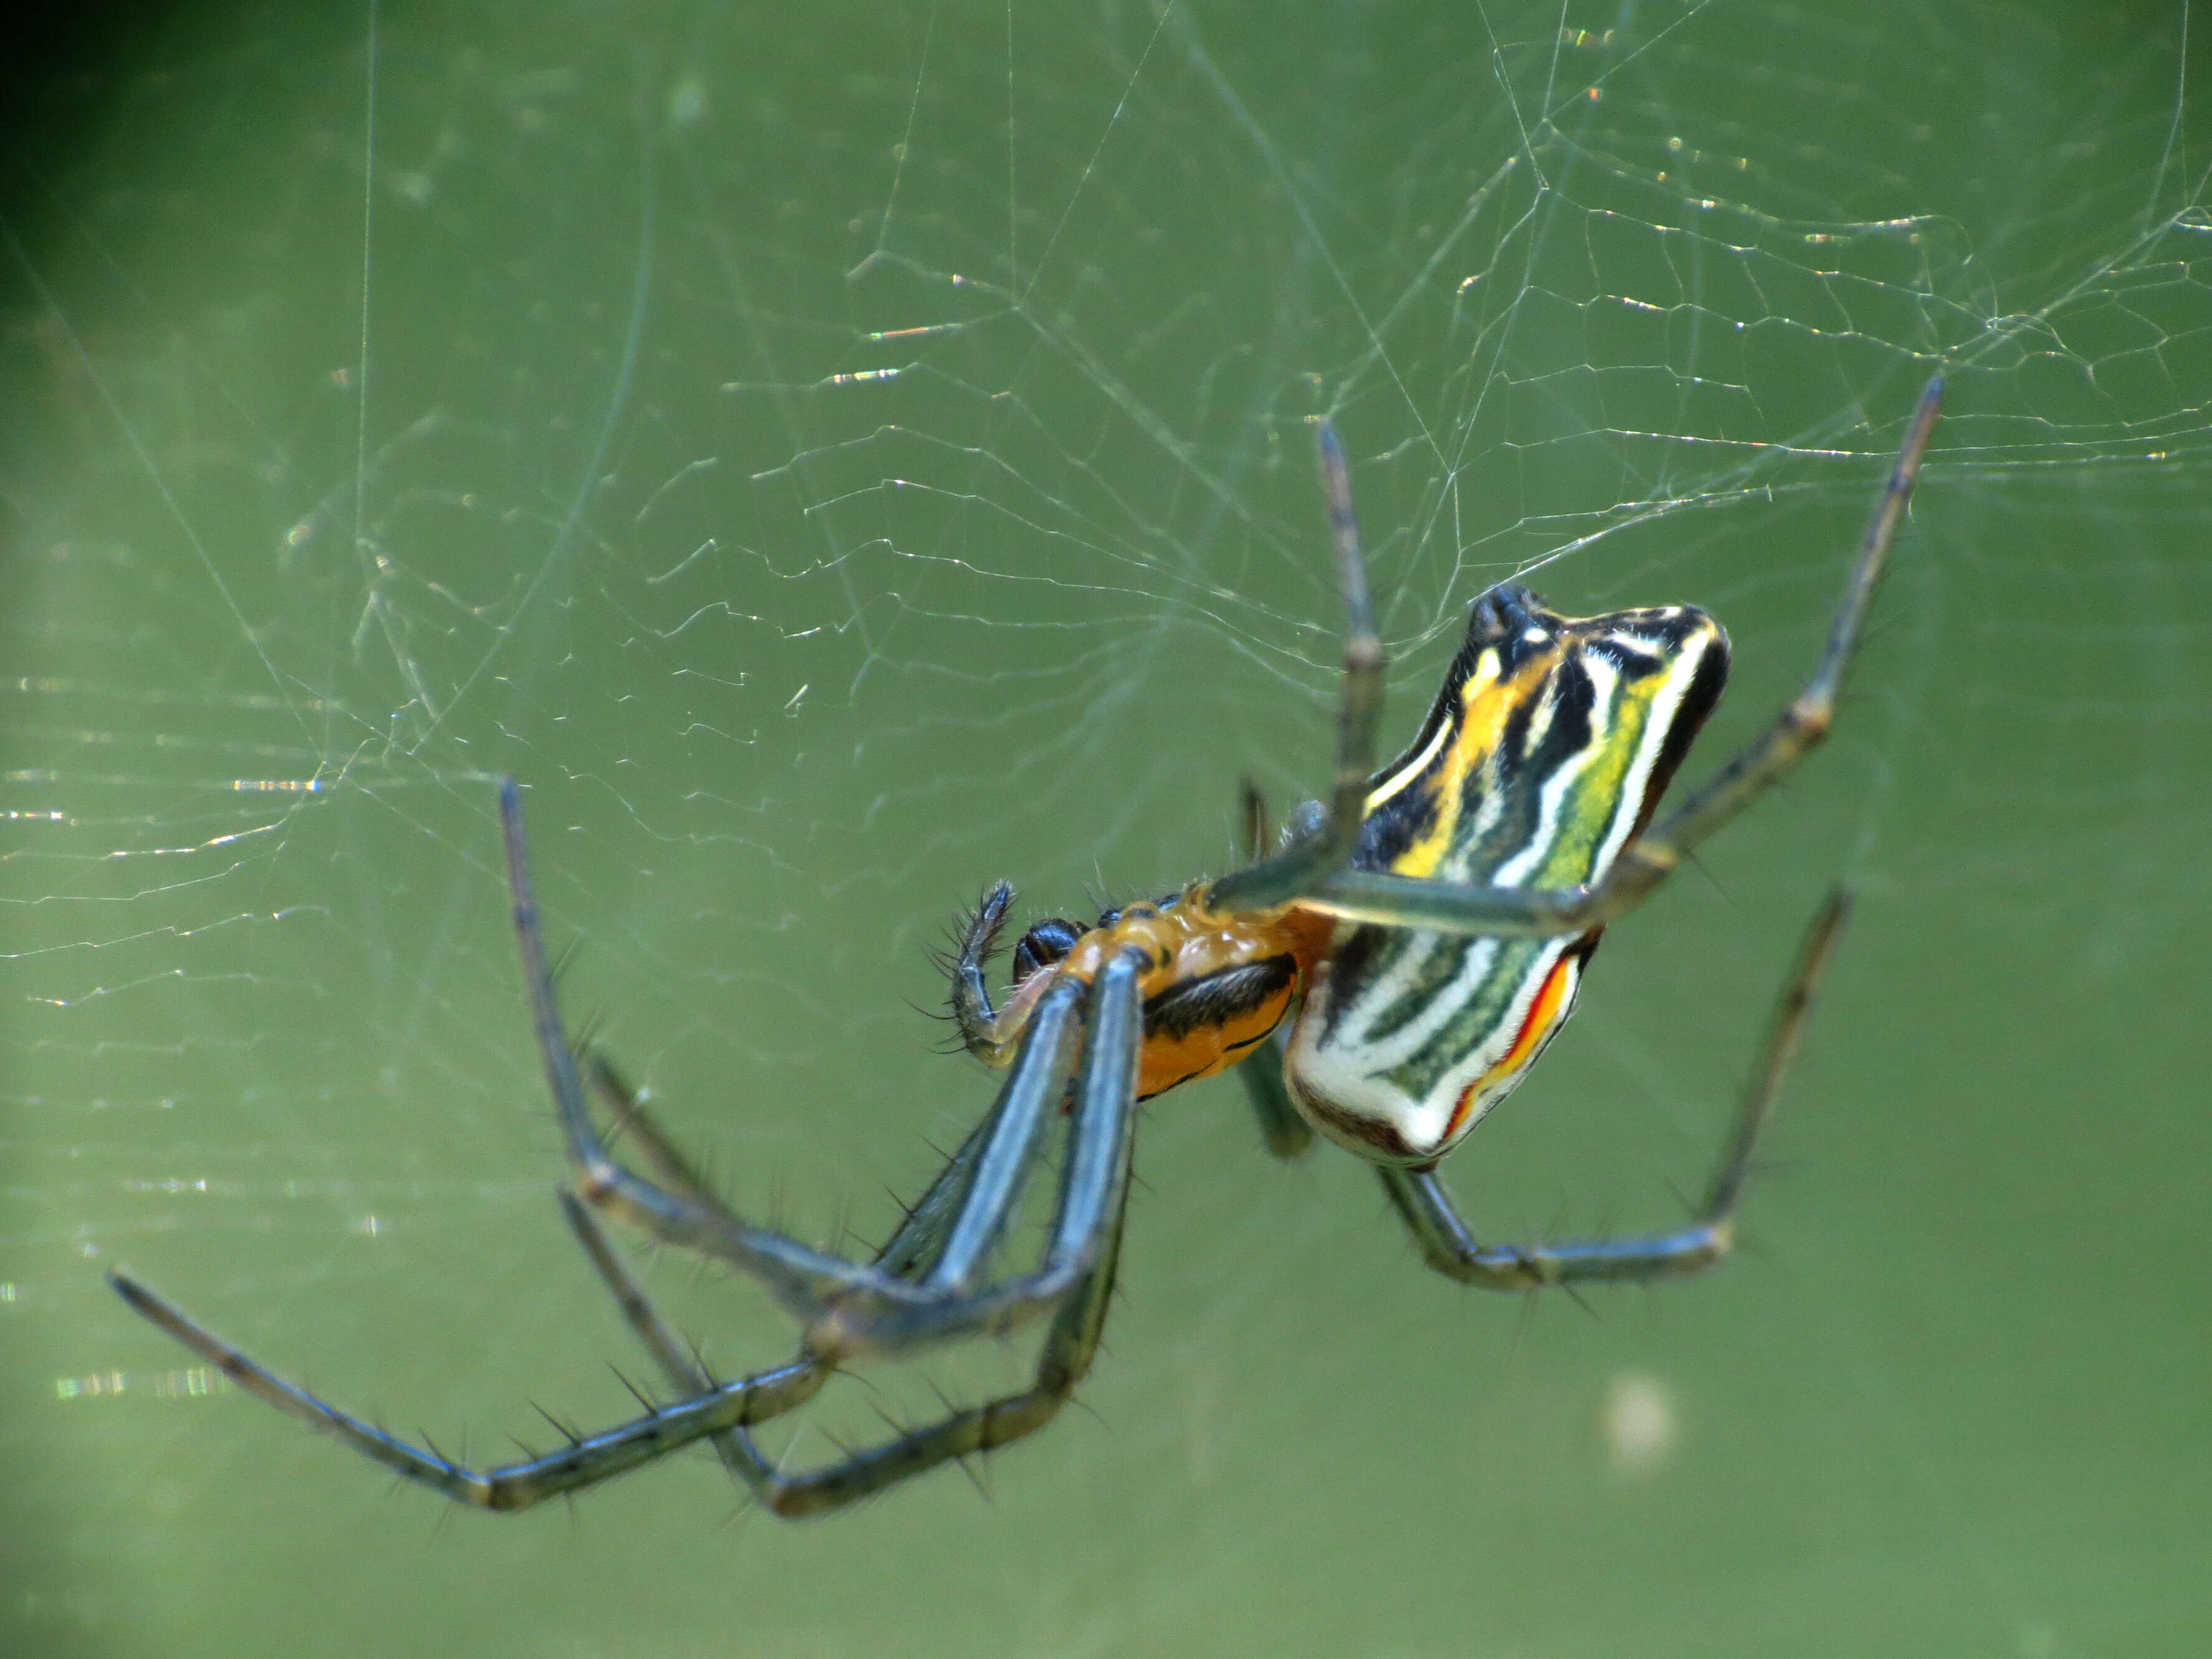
113,377,1943,1519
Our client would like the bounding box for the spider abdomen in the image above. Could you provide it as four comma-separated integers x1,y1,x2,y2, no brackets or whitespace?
1284,583,1729,1164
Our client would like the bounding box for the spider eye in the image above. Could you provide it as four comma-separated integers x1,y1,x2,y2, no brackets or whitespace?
1011,918,1084,986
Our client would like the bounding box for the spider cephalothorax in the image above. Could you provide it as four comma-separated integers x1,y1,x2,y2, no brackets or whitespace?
955,881,1328,1102
113,379,1943,1518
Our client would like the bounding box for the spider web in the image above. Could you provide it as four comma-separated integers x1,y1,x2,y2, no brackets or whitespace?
6,2,2211,1655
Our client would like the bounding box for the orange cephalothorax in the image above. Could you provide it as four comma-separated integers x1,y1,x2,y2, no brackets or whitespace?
950,883,1332,1100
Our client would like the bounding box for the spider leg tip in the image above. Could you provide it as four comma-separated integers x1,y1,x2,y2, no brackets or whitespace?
107,1269,164,1317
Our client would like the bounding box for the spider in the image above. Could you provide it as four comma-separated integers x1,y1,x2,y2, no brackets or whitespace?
113,376,1944,1519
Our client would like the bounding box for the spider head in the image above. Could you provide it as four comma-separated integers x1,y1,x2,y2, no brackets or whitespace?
1014,887,1194,990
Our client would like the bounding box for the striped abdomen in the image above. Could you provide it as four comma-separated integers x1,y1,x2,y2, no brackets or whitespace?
1285,582,1728,1164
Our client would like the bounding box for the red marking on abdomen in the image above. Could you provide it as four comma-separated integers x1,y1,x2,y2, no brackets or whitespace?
1441,949,1579,1145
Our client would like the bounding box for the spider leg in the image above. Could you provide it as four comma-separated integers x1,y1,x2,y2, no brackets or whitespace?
863,1106,1003,1280
1298,378,1944,939
591,1052,990,1281
505,780,1062,1334
1236,1030,1315,1159
588,1057,723,1209
734,1192,1130,1519
104,1270,825,1509
560,1186,1132,1521
546,1066,799,1493
800,950,1142,1361
504,778,1144,1364
571,1062,1145,1516
107,1018,1106,1516
585,1055,976,1386
1207,420,1385,913
1225,783,1317,1158
565,1067,945,1496
1238,778,1273,863
555,1189,791,1495
946,881,1021,1063
102,1005,848,1512
1377,887,1850,1289
558,976,1145,1518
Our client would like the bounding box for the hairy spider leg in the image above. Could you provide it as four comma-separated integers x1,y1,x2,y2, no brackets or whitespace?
508,780,1143,1367
107,790,1148,1515
104,1272,826,1511
566,1149,1130,1518
586,1047,1013,1290
1376,885,1851,1287
97,1036,1094,1513
556,938,1146,1516
946,880,1025,1066
552,1078,1027,1515
562,1060,801,1495
1206,418,1385,914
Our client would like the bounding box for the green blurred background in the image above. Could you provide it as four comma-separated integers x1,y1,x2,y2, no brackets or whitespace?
4,2,2208,1654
